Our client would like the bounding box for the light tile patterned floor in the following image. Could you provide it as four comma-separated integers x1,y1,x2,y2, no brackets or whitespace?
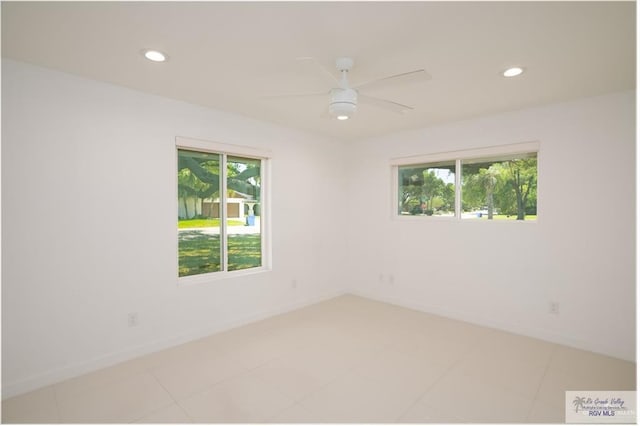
2,295,636,423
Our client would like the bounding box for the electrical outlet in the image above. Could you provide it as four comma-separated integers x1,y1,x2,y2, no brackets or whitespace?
128,312,139,327
388,274,395,285
549,302,560,315
291,279,298,289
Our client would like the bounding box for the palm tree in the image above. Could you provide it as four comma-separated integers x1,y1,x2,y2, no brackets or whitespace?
573,396,586,412
478,168,498,219
462,166,498,218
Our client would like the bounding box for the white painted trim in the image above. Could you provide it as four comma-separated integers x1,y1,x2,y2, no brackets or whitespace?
176,137,271,283
390,164,399,219
347,289,633,362
391,141,539,222
221,154,229,272
535,141,543,224
1,291,346,399
390,140,540,166
176,136,271,159
394,214,457,222
173,147,180,282
261,158,272,270
455,158,462,218
178,265,271,286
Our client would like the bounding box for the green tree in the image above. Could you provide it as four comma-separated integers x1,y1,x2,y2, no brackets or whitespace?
399,167,427,213
443,183,455,212
502,159,537,220
177,164,215,218
227,164,261,200
481,168,498,219
422,170,445,210
399,166,453,214
178,168,197,218
463,158,536,220
178,152,261,219
462,165,488,212
493,181,517,215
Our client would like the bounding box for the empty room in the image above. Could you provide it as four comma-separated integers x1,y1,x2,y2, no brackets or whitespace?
1,1,636,424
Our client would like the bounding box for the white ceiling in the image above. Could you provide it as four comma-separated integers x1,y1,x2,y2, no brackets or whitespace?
2,1,636,142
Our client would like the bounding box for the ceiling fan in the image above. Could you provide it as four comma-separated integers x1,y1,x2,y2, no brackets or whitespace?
264,57,430,120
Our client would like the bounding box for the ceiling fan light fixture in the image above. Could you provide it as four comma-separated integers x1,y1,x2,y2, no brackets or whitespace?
503,67,524,77
142,49,168,62
329,88,357,120
265,57,420,120
330,102,356,118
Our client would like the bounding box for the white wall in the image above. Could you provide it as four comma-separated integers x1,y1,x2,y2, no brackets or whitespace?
345,91,636,362
1,60,348,397
2,59,635,399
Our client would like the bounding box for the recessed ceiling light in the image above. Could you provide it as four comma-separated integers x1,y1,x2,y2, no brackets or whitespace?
503,67,524,77
142,49,167,62
336,115,350,121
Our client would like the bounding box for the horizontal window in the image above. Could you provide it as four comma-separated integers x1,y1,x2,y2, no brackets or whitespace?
394,143,538,221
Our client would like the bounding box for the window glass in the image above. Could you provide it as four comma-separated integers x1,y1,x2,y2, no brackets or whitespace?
394,145,538,222
398,161,456,216
227,156,262,271
178,149,222,276
461,154,537,220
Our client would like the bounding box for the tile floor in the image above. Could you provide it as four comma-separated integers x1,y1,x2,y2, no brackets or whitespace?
2,295,636,423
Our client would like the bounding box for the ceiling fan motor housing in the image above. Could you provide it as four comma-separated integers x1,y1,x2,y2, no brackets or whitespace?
329,88,358,117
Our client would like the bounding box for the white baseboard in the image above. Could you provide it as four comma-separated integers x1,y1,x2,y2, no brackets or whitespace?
2,290,345,399
348,289,634,363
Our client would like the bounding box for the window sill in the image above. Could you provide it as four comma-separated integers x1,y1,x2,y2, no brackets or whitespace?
394,214,458,222
178,266,271,286
393,214,538,223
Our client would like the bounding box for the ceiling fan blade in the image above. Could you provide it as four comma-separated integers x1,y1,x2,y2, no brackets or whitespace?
354,69,431,91
359,94,414,114
296,56,340,85
260,90,329,100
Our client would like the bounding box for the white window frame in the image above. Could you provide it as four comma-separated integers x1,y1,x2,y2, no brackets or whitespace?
176,136,272,285
391,141,540,222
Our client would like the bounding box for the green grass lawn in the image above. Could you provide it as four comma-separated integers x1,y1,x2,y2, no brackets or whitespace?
178,218,246,228
178,232,261,277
